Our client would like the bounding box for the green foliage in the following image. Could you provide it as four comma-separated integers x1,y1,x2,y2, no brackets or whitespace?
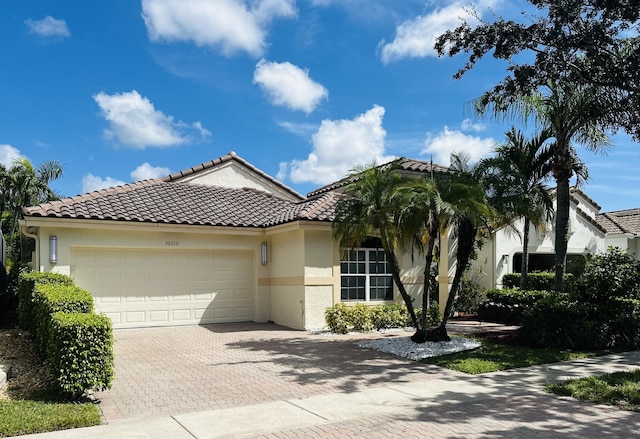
502,272,575,292
546,369,640,412
32,284,93,357
414,303,442,328
49,312,114,398
324,303,351,334
370,303,408,330
0,399,101,437
325,303,427,334
18,271,75,331
485,288,550,307
454,272,486,314
521,249,640,349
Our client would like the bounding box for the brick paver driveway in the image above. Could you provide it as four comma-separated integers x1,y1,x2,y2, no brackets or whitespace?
95,323,457,422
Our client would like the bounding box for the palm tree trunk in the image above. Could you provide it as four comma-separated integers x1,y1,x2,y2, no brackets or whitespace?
381,234,418,328
520,217,530,290
420,235,437,330
554,177,570,292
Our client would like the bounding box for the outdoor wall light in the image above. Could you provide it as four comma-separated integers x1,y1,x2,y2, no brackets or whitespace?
49,236,58,264
261,242,268,265
501,254,509,263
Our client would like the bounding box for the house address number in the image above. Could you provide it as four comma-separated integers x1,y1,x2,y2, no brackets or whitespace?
164,240,179,246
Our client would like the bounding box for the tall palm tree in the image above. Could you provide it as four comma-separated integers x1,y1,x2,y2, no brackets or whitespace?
332,161,419,328
479,127,555,289
477,82,610,291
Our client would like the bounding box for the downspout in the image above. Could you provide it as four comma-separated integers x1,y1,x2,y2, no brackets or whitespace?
19,220,40,272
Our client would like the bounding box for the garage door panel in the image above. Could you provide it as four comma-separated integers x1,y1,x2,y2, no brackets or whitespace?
72,248,254,328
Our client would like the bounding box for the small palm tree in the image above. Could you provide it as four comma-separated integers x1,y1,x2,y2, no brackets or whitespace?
479,127,555,289
332,161,419,328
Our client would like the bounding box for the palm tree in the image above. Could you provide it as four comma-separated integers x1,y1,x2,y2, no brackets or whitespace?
392,169,452,338
0,158,64,260
477,82,610,291
479,127,555,289
332,161,419,328
434,153,494,341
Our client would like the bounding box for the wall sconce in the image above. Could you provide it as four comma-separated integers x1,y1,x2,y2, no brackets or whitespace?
49,236,58,263
261,242,268,265
501,254,509,263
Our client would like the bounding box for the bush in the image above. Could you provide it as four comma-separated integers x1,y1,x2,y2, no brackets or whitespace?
32,284,94,357
325,303,419,333
414,302,442,328
370,303,408,330
485,288,550,307
49,312,114,398
502,272,575,292
18,271,75,331
454,273,486,315
520,248,640,350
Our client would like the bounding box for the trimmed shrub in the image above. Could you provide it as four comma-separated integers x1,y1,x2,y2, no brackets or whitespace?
414,303,442,328
502,272,575,292
349,303,374,332
32,284,94,357
18,271,75,331
485,288,550,307
371,303,409,330
325,303,350,334
49,312,114,398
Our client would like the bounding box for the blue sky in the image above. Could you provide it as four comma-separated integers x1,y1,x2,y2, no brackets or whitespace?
0,0,638,213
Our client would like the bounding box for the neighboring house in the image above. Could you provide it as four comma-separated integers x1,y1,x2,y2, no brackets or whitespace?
596,208,640,260
19,152,638,330
472,188,609,290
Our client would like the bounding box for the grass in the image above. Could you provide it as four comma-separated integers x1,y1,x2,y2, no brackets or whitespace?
0,328,102,437
0,399,102,437
546,369,640,412
422,335,601,374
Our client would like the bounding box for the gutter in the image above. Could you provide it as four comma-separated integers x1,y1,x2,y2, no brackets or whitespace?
19,220,39,272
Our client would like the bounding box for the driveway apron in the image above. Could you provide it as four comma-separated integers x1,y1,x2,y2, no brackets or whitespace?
95,323,459,422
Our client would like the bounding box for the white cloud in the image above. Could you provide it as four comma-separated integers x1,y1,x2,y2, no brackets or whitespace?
81,174,126,193
422,126,495,166
131,162,171,181
379,2,489,63
93,90,211,149
25,16,71,39
253,59,328,113
141,0,296,57
279,105,395,185
461,118,485,132
0,144,22,167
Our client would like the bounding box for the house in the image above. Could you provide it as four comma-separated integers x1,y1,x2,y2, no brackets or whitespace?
19,152,636,330
472,188,610,290
596,208,640,260
20,152,449,330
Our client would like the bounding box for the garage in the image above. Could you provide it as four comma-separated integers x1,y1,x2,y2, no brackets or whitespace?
71,248,253,328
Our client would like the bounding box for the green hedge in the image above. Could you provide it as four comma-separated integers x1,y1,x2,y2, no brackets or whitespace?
49,312,114,398
485,288,551,307
502,272,575,292
18,272,75,331
16,270,114,398
325,302,441,334
32,284,94,357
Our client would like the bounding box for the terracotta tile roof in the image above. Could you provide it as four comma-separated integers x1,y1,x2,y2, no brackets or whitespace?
22,180,319,228
306,157,450,197
597,208,640,236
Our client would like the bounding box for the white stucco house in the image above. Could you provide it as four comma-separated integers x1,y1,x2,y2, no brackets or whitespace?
19,152,638,330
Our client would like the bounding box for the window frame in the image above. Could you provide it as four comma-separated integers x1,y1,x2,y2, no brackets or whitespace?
340,245,393,302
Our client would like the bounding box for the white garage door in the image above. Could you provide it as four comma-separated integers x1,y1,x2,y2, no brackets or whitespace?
71,248,253,328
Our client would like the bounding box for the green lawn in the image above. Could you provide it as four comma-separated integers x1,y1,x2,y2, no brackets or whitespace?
422,337,601,374
0,399,101,437
546,369,640,412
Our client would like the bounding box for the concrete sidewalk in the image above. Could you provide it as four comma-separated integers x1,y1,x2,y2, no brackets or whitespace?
17,351,640,439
